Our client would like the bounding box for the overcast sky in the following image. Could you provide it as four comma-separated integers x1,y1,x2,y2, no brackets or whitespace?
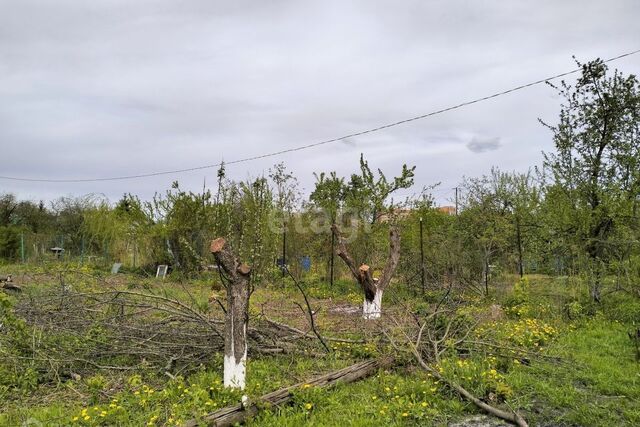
1,0,639,206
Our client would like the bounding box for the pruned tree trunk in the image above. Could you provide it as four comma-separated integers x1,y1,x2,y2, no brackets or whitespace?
332,224,400,319
358,265,382,319
210,238,251,389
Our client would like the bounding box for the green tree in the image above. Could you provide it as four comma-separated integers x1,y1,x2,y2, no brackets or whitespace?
309,171,348,283
542,58,640,301
346,154,416,225
457,172,513,296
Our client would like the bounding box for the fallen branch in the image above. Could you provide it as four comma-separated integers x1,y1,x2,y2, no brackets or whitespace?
260,315,366,344
410,346,528,427
183,357,395,427
284,267,330,353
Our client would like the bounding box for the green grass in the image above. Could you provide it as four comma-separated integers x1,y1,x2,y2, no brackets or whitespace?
507,318,640,426
251,368,472,426
2,265,640,426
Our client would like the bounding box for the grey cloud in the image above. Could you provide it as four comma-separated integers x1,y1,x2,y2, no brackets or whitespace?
466,137,502,153
0,0,639,203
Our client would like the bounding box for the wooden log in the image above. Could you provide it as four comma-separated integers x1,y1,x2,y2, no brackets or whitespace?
1,283,22,292
183,357,395,427
1,274,20,292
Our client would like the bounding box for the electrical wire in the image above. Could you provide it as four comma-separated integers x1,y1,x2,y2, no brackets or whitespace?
1,49,639,183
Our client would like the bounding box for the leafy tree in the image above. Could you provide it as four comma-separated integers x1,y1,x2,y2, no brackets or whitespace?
50,195,98,254
309,171,348,283
346,154,416,225
149,182,214,273
0,194,17,227
269,162,300,218
542,58,640,301
457,172,513,296
13,200,54,234
309,171,347,223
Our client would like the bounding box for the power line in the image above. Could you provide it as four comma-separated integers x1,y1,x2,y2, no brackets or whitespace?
2,48,639,184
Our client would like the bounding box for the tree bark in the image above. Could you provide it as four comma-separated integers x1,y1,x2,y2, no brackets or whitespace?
210,238,251,389
332,224,400,319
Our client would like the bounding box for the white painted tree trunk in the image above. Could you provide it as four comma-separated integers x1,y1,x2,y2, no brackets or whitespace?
363,289,383,319
210,238,251,391
223,322,247,389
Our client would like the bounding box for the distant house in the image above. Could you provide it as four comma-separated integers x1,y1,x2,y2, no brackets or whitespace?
437,205,456,216
377,208,412,223
378,206,456,222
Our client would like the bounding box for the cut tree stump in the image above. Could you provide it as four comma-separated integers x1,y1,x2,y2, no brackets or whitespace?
182,357,395,427
210,238,252,389
332,224,400,319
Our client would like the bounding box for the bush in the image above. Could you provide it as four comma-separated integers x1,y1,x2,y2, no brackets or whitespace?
602,293,640,324
0,226,20,260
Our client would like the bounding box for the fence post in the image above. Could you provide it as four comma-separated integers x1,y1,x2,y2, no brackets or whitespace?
80,236,85,265
420,217,425,294
330,228,335,287
281,225,286,282
20,232,25,263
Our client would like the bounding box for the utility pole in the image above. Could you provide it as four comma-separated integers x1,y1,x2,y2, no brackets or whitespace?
454,187,459,216
20,232,25,263
419,217,425,294
202,177,207,211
